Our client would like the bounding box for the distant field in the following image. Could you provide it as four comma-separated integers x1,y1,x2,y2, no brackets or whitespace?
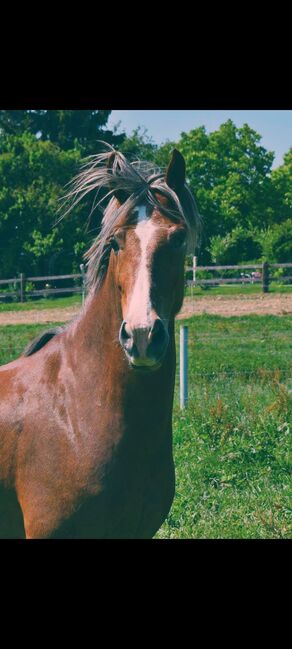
0,314,291,539
0,295,82,312
185,282,292,297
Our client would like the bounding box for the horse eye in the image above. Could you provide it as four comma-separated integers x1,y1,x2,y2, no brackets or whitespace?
111,237,120,254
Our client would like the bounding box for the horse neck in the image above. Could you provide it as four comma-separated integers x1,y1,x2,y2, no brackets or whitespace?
68,257,177,428
71,256,123,362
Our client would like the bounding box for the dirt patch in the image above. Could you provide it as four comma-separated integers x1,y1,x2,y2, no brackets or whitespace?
178,294,292,318
0,306,80,326
0,294,291,326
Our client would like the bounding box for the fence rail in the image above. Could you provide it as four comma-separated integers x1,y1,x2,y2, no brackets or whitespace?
192,264,263,271
187,277,261,285
0,270,85,302
26,274,82,282
187,259,292,292
0,278,21,285
0,292,19,299
0,259,291,302
25,287,82,297
186,263,292,271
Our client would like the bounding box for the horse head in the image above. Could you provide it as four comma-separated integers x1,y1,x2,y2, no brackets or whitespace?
62,145,200,371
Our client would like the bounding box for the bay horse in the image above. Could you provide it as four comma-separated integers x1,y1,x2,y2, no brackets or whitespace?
0,146,200,538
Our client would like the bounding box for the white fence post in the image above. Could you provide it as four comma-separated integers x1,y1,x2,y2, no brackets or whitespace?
193,256,197,284
180,325,188,409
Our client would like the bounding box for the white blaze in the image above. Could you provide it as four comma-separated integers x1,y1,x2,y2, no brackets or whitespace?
126,205,157,328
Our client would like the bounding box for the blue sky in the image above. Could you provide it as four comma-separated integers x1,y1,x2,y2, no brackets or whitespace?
108,110,292,169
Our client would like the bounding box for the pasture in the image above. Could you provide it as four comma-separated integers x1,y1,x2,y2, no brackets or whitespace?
185,283,292,296
0,312,291,538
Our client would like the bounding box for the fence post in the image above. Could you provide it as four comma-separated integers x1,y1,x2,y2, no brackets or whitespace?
19,273,26,302
262,261,269,293
180,325,188,409
80,263,86,306
193,256,197,283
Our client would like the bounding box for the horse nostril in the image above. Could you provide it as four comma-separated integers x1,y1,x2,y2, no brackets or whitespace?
119,321,132,346
150,319,166,345
147,320,168,360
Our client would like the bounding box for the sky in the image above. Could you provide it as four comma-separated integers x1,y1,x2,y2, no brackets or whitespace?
107,110,292,169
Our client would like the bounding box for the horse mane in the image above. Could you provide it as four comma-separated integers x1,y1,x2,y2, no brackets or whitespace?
59,142,201,293
23,326,66,356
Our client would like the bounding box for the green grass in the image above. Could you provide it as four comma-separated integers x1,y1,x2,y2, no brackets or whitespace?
185,282,292,296
0,323,64,365
0,314,291,538
0,295,82,312
156,314,292,538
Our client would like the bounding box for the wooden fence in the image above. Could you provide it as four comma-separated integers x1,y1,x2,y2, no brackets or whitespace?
0,261,291,302
186,260,292,293
0,272,85,302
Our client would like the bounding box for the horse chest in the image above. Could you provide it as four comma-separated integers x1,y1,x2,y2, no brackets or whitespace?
52,443,175,539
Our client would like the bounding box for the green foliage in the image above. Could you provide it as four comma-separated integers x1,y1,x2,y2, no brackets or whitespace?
0,132,87,277
118,127,177,169
0,131,116,278
0,110,125,154
270,148,292,222
0,111,36,136
255,218,292,262
123,120,291,264
171,121,278,261
208,218,292,265
208,226,262,264
0,110,128,280
119,127,158,160
0,113,291,278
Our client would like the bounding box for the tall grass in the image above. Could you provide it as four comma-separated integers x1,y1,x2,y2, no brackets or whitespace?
157,315,292,538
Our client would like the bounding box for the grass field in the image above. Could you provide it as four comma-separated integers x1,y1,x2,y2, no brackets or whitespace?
0,295,82,312
156,314,292,538
0,323,64,365
0,314,291,538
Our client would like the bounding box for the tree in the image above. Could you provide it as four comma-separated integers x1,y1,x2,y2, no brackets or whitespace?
173,121,276,261
208,227,262,264
1,116,290,279
119,127,158,160
270,148,292,223
255,219,292,263
118,121,291,264
0,132,96,278
0,110,125,154
0,111,35,135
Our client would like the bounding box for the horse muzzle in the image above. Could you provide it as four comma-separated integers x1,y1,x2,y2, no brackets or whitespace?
119,318,169,370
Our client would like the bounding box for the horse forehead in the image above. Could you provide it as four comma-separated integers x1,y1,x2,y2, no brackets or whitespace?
133,204,171,249
134,205,157,244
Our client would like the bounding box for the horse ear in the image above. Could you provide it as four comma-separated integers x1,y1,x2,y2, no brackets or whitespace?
165,149,186,194
107,151,129,205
